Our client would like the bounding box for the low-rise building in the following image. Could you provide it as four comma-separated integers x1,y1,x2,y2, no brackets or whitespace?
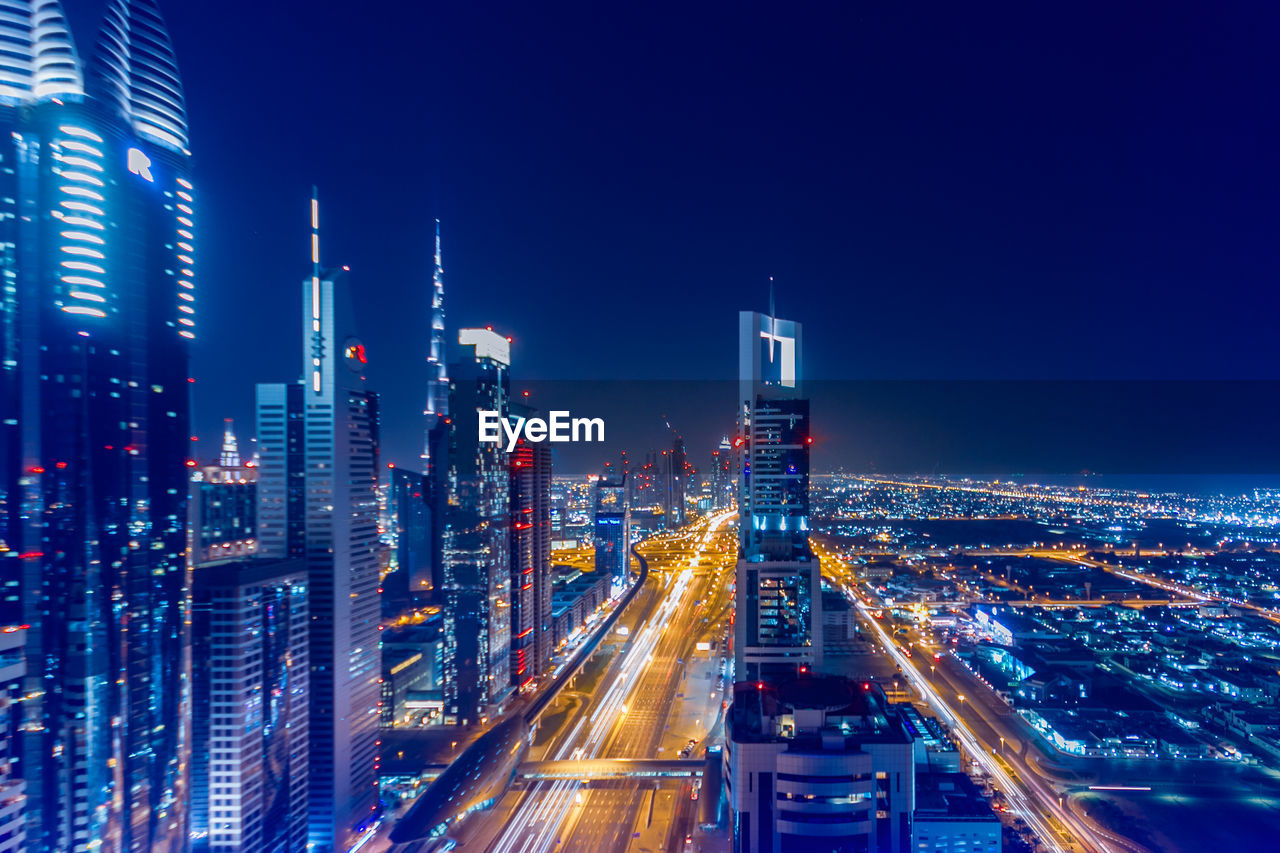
912,772,1002,853
725,676,915,853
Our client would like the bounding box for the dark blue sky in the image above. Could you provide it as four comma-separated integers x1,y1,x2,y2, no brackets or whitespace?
146,0,1280,467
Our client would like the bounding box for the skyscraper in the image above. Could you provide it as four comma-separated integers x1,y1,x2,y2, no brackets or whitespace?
255,192,382,851
734,309,821,684
593,473,631,583
443,328,513,723
711,436,734,510
423,219,448,460
255,381,307,560
0,2,194,848
189,419,258,564
0,626,26,853
381,466,432,616
509,406,552,689
665,436,687,527
421,221,450,613
191,556,309,853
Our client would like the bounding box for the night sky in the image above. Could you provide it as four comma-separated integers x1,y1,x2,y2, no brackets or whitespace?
135,1,1280,469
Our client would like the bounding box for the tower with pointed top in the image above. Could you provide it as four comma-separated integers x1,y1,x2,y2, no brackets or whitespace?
0,2,196,849
220,418,241,468
424,219,449,433
255,191,382,851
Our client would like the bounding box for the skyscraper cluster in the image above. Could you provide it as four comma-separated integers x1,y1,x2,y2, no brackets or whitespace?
0,3,525,848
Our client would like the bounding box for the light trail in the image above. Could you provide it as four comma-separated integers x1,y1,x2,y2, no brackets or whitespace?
846,585,1084,853
489,512,735,853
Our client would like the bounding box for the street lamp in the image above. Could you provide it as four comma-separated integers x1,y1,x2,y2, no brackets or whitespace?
999,736,1005,755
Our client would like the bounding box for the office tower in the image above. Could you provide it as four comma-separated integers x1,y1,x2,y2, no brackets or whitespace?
0,3,194,848
380,620,445,726
0,626,25,853
712,436,733,510
191,557,309,853
255,382,307,560
593,473,631,583
190,419,258,564
253,193,381,850
300,195,381,851
443,328,512,723
382,467,432,616
725,678,915,853
735,309,821,684
508,406,552,688
665,436,687,526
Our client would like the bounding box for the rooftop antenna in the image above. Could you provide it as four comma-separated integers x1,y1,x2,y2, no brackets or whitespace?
309,187,322,393
768,275,775,318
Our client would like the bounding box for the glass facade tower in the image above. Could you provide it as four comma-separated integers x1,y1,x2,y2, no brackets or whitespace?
0,2,195,849
443,328,513,723
734,310,821,684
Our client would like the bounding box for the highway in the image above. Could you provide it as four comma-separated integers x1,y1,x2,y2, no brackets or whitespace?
815,544,1117,853
483,511,737,853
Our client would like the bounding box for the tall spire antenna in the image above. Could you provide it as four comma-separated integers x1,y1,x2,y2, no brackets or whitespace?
311,185,320,277
769,275,775,318
309,187,322,393
423,216,450,462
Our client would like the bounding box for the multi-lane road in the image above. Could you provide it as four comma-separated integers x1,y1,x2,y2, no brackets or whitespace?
814,543,1127,853
477,510,737,853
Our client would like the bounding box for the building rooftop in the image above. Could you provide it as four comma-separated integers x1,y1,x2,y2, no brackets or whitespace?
914,772,1000,821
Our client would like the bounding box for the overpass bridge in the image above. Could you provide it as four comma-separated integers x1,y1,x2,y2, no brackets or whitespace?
517,757,704,780
403,756,706,784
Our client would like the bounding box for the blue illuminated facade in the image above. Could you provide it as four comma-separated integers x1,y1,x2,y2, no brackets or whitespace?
0,2,195,850
734,310,820,684
443,329,513,723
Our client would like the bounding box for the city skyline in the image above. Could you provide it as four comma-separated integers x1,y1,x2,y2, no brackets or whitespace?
4,3,1280,853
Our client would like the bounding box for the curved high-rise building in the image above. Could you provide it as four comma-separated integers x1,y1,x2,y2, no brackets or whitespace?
0,2,194,850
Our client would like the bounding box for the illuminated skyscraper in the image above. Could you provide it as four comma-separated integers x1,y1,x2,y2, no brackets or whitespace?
255,382,306,560
421,221,450,611
0,2,194,848
191,556,309,853
189,419,258,564
593,473,630,583
509,405,552,688
734,310,821,683
443,328,513,723
423,220,448,451
711,436,734,510
381,466,433,616
0,626,26,853
665,436,687,527
255,193,382,851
